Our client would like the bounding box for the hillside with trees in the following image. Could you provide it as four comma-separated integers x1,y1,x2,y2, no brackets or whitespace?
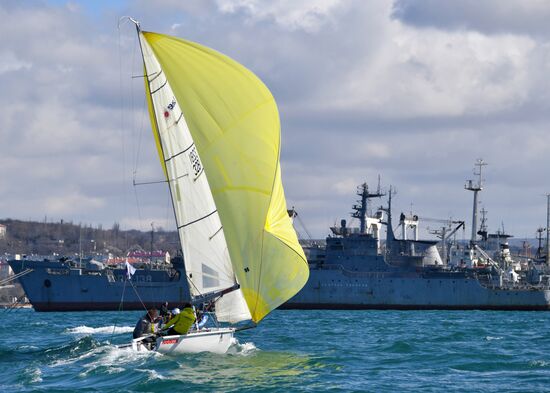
0,218,179,257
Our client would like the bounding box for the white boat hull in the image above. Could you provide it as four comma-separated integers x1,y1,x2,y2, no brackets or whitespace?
131,328,235,355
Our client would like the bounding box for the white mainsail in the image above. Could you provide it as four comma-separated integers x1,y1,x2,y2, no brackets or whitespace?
138,33,251,323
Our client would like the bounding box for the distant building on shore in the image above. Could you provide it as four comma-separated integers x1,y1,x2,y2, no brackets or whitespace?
0,224,5,239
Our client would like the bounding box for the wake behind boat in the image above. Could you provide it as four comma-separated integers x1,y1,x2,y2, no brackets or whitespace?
120,18,309,354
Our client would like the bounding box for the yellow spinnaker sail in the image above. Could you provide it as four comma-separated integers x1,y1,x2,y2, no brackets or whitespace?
143,32,308,323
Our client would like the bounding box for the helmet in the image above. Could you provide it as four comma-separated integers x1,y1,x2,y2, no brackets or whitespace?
171,308,180,315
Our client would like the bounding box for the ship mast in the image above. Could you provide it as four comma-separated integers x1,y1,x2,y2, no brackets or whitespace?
546,193,550,265
536,227,545,259
352,178,385,234
465,159,487,245
478,207,488,242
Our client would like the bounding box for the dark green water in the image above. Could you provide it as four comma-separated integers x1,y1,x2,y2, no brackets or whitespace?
1,309,549,392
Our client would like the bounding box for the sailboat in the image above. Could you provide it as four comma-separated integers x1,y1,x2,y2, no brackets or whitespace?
124,18,309,354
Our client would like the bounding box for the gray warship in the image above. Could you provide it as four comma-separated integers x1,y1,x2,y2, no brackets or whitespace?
8,256,190,311
284,168,550,310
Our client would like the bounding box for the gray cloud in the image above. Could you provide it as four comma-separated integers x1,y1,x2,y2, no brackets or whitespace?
0,0,548,242
392,0,550,38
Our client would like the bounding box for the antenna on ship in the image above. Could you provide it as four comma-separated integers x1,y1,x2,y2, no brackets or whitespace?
536,227,545,259
546,193,550,265
352,179,385,234
465,159,487,245
478,207,488,242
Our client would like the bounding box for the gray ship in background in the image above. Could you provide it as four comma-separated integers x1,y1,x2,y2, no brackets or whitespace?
7,255,190,311
284,160,550,310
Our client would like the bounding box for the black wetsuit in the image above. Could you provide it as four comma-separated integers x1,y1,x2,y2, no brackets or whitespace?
133,314,153,339
159,304,170,322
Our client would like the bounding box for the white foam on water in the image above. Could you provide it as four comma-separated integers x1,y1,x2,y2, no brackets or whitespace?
136,368,166,380
529,360,549,367
66,325,134,335
106,366,125,374
50,346,98,367
18,345,39,350
227,337,258,355
29,367,43,383
485,336,503,341
76,344,160,377
97,344,159,366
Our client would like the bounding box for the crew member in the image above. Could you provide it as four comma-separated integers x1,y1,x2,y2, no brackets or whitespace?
133,308,159,339
162,303,196,336
196,310,209,329
159,301,170,322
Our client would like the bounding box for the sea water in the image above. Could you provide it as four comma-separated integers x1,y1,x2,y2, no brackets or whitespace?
1,309,549,392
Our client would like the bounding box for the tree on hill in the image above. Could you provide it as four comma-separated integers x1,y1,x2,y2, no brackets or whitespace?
0,219,179,257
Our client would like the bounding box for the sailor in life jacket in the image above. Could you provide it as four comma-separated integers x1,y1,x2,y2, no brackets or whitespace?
195,310,209,329
162,303,196,335
133,308,160,339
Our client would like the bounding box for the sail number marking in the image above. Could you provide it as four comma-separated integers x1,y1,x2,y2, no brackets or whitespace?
164,98,177,118
162,339,178,345
189,147,202,177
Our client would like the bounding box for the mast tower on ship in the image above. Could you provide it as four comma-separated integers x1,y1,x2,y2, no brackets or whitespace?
465,159,487,245
352,179,385,235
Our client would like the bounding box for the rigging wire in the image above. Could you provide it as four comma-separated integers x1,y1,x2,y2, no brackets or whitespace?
128,276,150,313
117,17,129,244
110,277,128,341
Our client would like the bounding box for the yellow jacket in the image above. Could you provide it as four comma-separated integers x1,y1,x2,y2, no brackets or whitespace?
163,307,196,334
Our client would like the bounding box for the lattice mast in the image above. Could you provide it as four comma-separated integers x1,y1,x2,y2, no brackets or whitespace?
465,159,487,245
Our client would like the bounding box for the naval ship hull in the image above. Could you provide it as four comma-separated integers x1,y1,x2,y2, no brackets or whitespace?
8,259,190,312
283,267,550,311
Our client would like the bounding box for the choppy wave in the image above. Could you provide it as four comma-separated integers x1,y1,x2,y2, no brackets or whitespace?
75,344,159,378
136,368,167,381
48,336,102,367
66,325,134,335
228,337,258,355
28,367,43,384
529,360,550,368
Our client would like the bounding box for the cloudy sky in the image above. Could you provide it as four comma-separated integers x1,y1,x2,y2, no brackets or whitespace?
0,0,549,241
